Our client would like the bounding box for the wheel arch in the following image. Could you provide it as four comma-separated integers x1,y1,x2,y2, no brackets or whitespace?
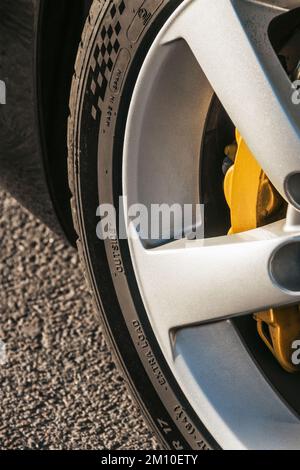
37,0,92,243
0,0,91,243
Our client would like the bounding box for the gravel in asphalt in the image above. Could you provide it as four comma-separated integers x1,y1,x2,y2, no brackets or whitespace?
0,190,158,450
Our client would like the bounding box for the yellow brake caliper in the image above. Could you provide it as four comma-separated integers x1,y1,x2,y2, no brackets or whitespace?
224,130,300,373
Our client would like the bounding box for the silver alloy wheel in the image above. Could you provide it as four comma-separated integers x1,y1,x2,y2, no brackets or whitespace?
123,0,300,450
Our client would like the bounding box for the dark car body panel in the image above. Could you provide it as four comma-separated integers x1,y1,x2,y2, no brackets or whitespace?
0,0,90,242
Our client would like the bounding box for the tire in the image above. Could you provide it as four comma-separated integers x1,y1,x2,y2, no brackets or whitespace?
68,0,219,450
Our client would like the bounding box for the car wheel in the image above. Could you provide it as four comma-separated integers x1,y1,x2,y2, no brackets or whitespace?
68,0,300,450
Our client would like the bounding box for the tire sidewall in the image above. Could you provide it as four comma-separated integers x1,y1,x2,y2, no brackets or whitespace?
73,0,218,450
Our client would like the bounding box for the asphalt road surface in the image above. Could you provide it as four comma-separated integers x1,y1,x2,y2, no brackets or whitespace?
0,190,158,450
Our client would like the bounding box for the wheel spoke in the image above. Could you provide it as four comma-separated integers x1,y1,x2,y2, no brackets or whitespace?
162,0,300,207
128,220,300,350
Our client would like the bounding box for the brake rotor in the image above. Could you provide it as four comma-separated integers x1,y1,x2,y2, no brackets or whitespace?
224,130,300,373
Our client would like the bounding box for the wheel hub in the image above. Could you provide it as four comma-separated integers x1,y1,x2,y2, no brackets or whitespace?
224,131,300,373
